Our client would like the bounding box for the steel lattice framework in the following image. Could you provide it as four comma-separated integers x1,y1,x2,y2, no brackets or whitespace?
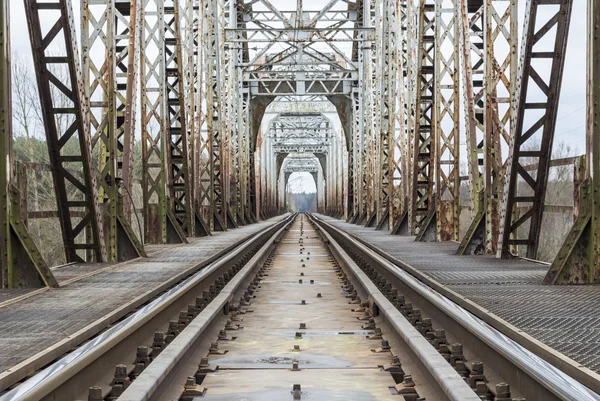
8,0,599,287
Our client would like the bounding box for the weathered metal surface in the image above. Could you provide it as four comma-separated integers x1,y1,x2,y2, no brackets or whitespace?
319,214,600,374
198,217,399,400
0,216,285,381
0,0,9,288
409,0,435,235
23,0,107,263
82,0,144,262
458,0,517,255
165,0,193,236
499,0,573,259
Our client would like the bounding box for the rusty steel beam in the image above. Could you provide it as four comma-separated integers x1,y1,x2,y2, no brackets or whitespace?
164,0,193,236
182,0,210,237
390,0,408,231
375,0,398,231
409,0,435,235
203,0,227,231
457,0,517,255
499,0,573,259
82,0,145,261
416,0,460,242
0,0,9,286
24,0,107,264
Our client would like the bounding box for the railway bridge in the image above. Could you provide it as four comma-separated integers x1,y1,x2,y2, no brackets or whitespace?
0,0,600,400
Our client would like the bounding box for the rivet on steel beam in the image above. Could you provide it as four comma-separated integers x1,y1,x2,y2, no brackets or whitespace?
310,279,314,284
299,279,303,284
301,300,306,305
291,360,301,371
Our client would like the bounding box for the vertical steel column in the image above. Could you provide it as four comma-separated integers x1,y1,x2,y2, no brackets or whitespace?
204,0,227,230
456,0,485,253
457,0,516,255
0,1,47,287
484,0,516,254
392,0,416,235
219,0,235,227
189,0,211,236
409,0,435,235
375,0,398,230
115,0,141,219
0,0,7,286
83,0,145,260
417,0,459,242
164,0,193,236
141,0,184,244
544,0,595,283
390,0,407,230
362,0,377,226
24,0,107,264
82,0,117,257
348,89,361,222
499,0,573,259
196,0,212,225
140,0,165,243
229,0,244,225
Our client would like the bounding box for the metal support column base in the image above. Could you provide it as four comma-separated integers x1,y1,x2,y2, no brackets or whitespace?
391,211,409,235
193,212,211,237
237,210,247,226
356,212,367,225
166,211,189,244
544,179,597,284
365,213,377,228
227,210,238,229
7,186,58,288
246,210,257,224
116,212,147,261
375,211,389,231
213,212,226,232
415,209,437,242
456,212,485,256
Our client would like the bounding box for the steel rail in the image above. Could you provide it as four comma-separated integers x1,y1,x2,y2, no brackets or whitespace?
310,214,600,401
313,216,480,401
0,215,294,401
116,218,291,401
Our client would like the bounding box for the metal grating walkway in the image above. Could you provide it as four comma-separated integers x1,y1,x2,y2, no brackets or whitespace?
0,216,287,374
316,214,600,373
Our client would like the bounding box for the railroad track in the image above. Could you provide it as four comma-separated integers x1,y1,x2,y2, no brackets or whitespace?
309,213,600,401
1,213,598,400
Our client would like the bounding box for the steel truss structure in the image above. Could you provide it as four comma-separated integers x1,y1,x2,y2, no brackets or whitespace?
82,0,146,261
7,0,600,288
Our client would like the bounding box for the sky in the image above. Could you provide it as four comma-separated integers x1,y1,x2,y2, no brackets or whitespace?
7,0,589,194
